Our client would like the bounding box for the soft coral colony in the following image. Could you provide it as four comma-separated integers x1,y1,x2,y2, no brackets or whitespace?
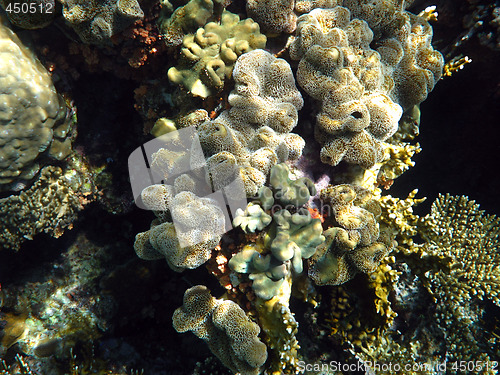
0,0,499,374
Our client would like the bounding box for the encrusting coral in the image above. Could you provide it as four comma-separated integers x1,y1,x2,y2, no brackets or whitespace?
0,19,74,192
198,49,305,196
59,0,144,45
289,5,443,169
308,184,395,285
167,10,267,98
173,285,268,375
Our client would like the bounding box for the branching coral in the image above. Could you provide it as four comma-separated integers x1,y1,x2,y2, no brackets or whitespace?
0,20,74,192
60,0,144,45
167,10,267,98
173,285,268,375
198,50,305,196
308,184,395,285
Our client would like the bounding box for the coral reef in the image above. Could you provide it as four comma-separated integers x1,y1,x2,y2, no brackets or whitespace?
167,10,267,98
173,285,267,375
0,156,97,251
289,5,443,168
198,49,305,196
158,0,223,47
3,0,498,374
419,194,500,365
246,0,296,34
0,20,74,192
0,0,56,29
230,163,324,300
60,0,144,45
308,184,395,285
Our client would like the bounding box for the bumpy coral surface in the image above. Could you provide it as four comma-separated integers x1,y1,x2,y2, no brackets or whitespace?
308,184,394,285
0,160,97,251
0,21,73,192
158,0,220,47
246,0,296,34
168,10,266,98
0,0,56,29
60,0,144,45
289,5,443,169
199,50,305,196
134,174,226,271
173,285,268,375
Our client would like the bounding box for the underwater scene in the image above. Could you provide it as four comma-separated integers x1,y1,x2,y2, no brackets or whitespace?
0,0,499,374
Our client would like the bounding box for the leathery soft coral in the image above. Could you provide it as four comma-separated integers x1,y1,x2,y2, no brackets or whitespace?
308,184,395,285
198,49,305,196
167,10,267,98
289,5,442,169
230,164,324,300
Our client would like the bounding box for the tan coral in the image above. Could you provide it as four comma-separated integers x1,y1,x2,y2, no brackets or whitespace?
0,20,73,191
308,184,395,285
173,285,267,375
60,0,144,45
199,50,305,196
167,10,266,98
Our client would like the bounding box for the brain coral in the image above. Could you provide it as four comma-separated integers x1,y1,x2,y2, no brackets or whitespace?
60,0,144,45
0,20,73,192
289,5,443,168
198,50,305,196
173,285,268,375
167,10,266,98
308,184,395,285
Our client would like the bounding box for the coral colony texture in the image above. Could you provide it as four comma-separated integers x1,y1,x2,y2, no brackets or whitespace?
1,0,500,374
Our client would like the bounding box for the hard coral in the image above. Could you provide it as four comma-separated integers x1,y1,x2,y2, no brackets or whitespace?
167,10,266,98
173,285,267,375
308,184,395,285
60,0,144,45
198,50,305,196
0,0,56,29
0,21,73,192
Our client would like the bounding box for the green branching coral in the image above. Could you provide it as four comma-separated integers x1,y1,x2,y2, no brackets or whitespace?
167,10,266,98
173,285,268,375
308,184,395,285
230,163,324,300
198,50,305,196
418,194,500,366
